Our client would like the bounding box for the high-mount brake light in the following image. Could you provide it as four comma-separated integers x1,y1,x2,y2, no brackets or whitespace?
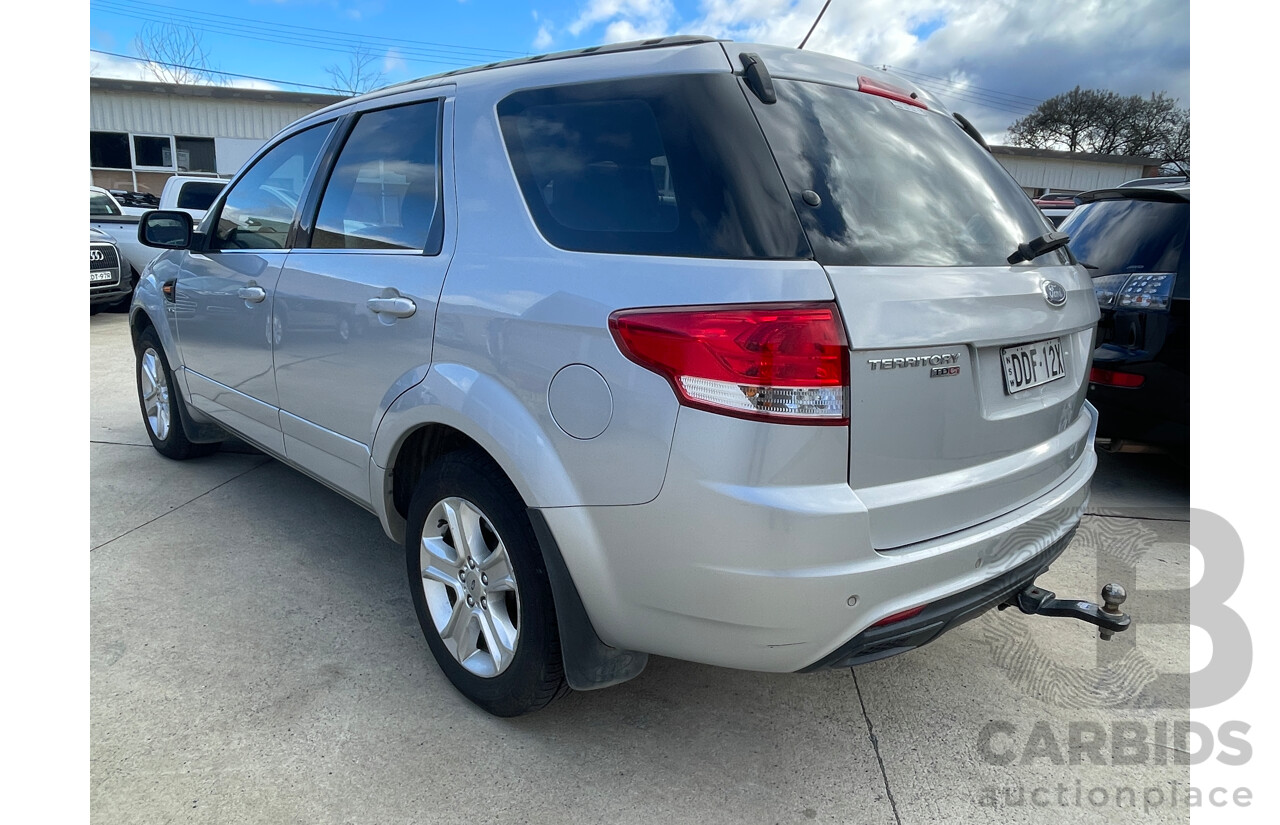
857,76,928,109
609,303,849,425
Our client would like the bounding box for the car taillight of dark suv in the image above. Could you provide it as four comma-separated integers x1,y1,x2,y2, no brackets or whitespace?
1058,186,1190,449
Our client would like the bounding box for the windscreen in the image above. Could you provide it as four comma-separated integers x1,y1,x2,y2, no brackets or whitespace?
749,79,1067,267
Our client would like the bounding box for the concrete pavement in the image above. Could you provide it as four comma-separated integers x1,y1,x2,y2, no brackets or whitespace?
90,311,1191,824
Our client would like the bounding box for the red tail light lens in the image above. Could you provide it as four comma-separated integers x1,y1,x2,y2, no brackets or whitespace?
609,302,849,425
871,605,927,628
1089,367,1145,388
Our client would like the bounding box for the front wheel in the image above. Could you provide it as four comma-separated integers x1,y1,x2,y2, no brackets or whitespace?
135,326,220,460
406,450,568,716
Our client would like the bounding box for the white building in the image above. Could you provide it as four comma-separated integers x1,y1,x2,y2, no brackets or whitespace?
991,145,1163,196
89,77,346,195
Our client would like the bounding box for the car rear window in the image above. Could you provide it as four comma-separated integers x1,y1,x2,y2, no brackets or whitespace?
1058,197,1188,276
176,181,226,211
497,74,809,259
748,79,1066,268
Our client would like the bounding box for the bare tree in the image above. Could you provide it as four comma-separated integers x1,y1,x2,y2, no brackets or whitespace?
325,45,387,95
133,22,222,84
1008,87,1190,173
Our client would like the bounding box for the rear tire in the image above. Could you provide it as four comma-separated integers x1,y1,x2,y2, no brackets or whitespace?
405,450,568,716
135,326,220,460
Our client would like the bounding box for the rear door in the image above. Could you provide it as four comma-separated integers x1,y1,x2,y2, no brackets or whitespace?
174,122,335,453
272,95,453,504
748,74,1099,549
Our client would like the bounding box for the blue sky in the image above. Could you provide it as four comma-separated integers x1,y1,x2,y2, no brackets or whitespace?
88,0,1191,142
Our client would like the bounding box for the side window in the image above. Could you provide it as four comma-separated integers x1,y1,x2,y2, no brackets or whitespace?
311,100,442,252
212,123,333,251
511,98,677,235
497,75,809,259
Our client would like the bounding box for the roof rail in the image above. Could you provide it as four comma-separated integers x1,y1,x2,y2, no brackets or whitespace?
382,35,722,91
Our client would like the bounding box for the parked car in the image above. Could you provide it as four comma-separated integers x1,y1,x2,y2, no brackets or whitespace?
129,37,1113,716
1058,184,1189,448
90,186,161,302
1117,175,1188,189
89,228,132,314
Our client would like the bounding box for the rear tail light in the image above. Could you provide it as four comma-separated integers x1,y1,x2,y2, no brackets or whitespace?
609,302,849,425
1091,272,1175,309
1089,367,1145,388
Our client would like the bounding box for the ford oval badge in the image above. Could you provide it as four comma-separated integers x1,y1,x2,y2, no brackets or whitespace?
1043,280,1068,307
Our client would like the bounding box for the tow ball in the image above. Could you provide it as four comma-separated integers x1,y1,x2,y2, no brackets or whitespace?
999,582,1131,640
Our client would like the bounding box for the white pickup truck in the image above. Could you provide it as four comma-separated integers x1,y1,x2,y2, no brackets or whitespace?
158,175,227,221
89,178,228,301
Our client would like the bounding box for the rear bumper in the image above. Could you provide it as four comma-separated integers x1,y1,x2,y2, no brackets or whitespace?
799,527,1075,669
538,403,1097,673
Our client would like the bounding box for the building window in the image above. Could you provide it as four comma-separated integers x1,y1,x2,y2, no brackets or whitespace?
133,135,173,169
90,132,131,169
176,137,217,173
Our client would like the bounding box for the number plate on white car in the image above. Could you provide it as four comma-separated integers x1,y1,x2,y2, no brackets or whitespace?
90,271,117,284
1001,337,1065,394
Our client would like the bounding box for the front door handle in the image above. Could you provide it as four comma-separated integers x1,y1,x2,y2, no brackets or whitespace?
367,296,417,319
238,286,267,303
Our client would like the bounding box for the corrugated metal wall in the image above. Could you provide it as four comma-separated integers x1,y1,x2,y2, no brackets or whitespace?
996,156,1150,192
90,91,320,140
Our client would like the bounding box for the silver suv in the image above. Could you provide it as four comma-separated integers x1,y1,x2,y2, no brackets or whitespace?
131,37,1103,716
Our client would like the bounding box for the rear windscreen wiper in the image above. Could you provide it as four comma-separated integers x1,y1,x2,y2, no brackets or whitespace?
1007,231,1070,265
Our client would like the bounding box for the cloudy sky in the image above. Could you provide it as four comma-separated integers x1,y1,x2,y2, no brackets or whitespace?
88,0,1189,142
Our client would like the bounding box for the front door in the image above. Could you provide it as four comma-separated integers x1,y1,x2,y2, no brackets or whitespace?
174,122,335,453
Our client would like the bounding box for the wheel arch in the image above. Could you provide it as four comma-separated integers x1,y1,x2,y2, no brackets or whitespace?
372,362,581,546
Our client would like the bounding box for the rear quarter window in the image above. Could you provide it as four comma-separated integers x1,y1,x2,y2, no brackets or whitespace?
497,74,809,259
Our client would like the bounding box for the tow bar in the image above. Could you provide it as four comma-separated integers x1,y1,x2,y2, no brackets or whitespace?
999,582,1131,640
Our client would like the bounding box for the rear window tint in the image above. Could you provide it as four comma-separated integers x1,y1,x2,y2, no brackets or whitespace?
175,181,225,211
1058,197,1188,276
750,79,1066,267
497,74,809,259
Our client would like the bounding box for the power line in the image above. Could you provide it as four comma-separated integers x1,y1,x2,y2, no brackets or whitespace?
90,49,351,94
886,65,1045,106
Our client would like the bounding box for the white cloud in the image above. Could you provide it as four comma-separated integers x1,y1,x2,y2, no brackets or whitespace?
560,0,1188,142
534,24,554,51
569,0,677,38
382,47,408,76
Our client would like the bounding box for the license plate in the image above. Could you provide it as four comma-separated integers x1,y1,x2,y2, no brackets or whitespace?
1001,337,1065,394
90,270,117,284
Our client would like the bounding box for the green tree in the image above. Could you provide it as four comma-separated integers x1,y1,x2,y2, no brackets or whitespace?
1009,87,1189,174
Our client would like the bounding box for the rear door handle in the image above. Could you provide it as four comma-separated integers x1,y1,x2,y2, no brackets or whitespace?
367,297,416,319
238,286,267,303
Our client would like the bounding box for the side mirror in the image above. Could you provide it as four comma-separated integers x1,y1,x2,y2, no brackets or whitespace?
139,210,194,250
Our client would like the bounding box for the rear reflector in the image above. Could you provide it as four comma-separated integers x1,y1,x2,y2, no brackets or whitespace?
609,303,849,425
871,605,927,628
1089,367,1145,388
857,76,928,109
